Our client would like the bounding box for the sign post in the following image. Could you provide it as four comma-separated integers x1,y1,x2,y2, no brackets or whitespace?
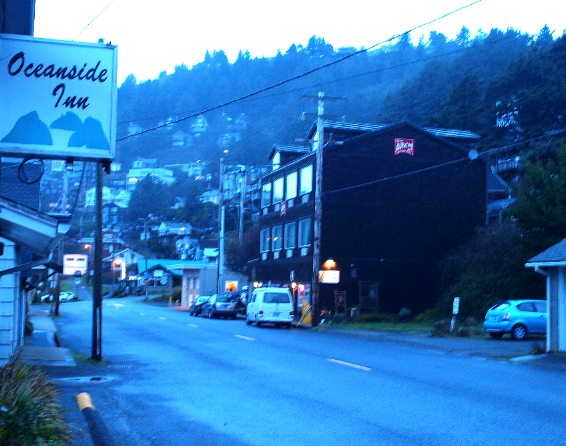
450,297,460,332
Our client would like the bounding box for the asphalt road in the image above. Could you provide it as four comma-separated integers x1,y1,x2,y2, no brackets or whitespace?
45,296,566,445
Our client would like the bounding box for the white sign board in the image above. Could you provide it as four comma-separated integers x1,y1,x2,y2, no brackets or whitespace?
0,34,117,161
318,270,340,284
453,297,460,315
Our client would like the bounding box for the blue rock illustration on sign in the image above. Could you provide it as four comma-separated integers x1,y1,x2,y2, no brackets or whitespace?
1,111,109,151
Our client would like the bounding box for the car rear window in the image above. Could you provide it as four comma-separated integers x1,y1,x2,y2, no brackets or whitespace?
263,292,290,304
217,295,232,303
491,302,510,311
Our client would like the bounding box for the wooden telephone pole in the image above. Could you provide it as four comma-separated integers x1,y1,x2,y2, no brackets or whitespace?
299,92,345,326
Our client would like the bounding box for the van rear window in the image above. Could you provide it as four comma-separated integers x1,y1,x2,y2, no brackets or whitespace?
264,292,290,304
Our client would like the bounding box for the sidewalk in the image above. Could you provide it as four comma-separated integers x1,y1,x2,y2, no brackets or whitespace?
19,306,76,367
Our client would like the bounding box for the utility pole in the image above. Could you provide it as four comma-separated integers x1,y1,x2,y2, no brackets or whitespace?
300,92,345,327
217,157,224,294
239,169,246,241
92,161,103,361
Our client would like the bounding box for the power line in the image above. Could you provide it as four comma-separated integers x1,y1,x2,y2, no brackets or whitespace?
117,0,483,141
72,0,116,41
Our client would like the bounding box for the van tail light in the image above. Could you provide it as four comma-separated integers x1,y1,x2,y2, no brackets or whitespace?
290,311,294,316
503,312,510,321
259,310,263,315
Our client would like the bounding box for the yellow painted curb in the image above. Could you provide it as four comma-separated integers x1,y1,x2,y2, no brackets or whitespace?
76,392,96,411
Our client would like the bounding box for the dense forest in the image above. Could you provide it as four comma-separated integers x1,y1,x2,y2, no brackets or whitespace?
116,25,565,170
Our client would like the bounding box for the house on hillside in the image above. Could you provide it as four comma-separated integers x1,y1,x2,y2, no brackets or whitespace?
254,120,487,317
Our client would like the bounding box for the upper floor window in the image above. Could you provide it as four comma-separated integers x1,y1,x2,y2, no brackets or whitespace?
298,218,312,247
261,183,272,208
286,172,297,200
272,152,280,170
272,225,282,251
273,177,284,203
284,222,296,249
260,228,270,253
300,165,313,195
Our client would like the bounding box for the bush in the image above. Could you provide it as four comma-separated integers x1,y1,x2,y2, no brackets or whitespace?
24,318,34,337
0,362,73,445
172,286,182,302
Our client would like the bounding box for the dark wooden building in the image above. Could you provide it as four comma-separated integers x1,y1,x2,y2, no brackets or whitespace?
254,121,486,315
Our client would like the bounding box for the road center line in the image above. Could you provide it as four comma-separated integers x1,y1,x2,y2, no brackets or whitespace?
187,324,198,328
158,317,167,320
234,334,256,341
327,358,371,371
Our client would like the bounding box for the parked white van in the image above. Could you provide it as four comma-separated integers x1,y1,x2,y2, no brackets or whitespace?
245,287,294,328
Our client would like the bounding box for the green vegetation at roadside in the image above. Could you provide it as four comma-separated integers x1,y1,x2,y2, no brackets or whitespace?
0,362,73,445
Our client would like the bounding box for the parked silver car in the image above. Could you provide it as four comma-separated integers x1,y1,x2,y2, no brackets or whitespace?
201,293,238,319
483,299,547,340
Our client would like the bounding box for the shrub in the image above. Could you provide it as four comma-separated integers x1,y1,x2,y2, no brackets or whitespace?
172,286,182,301
0,362,73,445
24,318,34,337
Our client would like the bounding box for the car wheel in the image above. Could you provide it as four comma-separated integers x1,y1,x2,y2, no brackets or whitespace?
511,324,527,340
489,332,504,339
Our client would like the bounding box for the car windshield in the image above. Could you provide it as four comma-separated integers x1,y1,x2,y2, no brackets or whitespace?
197,296,209,303
263,292,290,304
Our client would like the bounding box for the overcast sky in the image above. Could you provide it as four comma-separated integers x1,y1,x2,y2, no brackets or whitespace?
33,0,564,85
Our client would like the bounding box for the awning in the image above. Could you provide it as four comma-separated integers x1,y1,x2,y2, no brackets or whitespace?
0,196,70,258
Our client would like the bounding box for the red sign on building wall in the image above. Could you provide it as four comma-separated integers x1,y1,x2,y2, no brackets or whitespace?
394,138,415,156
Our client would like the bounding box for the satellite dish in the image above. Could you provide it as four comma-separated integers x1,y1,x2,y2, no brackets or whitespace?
468,149,479,161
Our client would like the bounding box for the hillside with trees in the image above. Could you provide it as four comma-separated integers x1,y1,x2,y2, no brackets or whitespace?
116,26,564,170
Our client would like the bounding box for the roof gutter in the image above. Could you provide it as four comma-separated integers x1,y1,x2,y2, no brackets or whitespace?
0,252,53,278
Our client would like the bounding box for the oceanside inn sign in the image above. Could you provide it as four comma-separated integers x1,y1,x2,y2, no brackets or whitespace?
0,34,117,162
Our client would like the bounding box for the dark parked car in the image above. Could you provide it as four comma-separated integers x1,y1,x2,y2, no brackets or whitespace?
224,291,247,315
483,299,547,340
201,293,237,319
190,295,211,316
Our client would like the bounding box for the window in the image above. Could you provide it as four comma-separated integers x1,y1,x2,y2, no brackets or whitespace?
298,218,311,247
261,183,271,208
300,165,313,195
284,222,296,249
273,178,283,203
260,228,270,252
272,225,282,251
286,172,297,200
